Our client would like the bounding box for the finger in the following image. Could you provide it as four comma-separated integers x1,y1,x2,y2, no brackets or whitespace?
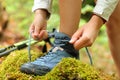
42,30,48,39
38,30,48,41
69,37,78,44
29,23,35,33
69,29,83,44
29,24,36,39
74,36,89,50
34,26,41,36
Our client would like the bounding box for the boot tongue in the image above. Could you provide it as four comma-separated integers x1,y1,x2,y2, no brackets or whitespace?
54,32,79,59
54,32,70,46
54,32,70,41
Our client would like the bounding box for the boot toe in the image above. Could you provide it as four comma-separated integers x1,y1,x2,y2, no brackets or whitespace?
20,63,50,76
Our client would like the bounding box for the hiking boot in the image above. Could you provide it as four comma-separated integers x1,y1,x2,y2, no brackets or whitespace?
20,32,79,76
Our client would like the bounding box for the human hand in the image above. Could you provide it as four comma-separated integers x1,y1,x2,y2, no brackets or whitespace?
29,9,48,41
69,15,104,50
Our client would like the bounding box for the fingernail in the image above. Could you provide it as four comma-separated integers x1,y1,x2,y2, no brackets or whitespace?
69,39,74,43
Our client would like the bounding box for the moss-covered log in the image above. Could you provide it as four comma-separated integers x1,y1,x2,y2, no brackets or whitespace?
0,49,118,80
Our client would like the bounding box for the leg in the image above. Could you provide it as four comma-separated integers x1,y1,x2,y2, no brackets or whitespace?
59,0,82,37
20,0,82,76
106,1,120,76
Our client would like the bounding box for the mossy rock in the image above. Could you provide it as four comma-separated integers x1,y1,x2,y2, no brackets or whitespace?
0,49,118,80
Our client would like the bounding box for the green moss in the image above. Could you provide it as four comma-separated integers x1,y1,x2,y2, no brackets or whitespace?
0,49,43,80
45,58,116,80
0,49,117,80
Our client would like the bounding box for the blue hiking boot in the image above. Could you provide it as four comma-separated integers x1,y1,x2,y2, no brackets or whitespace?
20,32,79,76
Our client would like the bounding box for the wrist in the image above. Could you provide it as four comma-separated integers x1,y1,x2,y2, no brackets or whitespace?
93,14,106,24
89,14,105,29
34,9,48,19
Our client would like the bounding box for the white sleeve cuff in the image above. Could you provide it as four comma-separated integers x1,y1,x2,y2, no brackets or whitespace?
32,0,52,14
93,0,119,21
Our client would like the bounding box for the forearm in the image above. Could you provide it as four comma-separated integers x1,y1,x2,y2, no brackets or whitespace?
93,0,119,21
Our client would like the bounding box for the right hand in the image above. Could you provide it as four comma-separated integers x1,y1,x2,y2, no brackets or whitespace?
29,9,48,41
69,15,104,50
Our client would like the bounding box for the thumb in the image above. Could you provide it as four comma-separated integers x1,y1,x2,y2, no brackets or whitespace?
69,29,83,44
42,30,48,39
36,30,48,41
69,37,78,44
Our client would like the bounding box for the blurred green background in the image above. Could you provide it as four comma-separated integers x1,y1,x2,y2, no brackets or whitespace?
1,0,107,42
0,0,117,76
